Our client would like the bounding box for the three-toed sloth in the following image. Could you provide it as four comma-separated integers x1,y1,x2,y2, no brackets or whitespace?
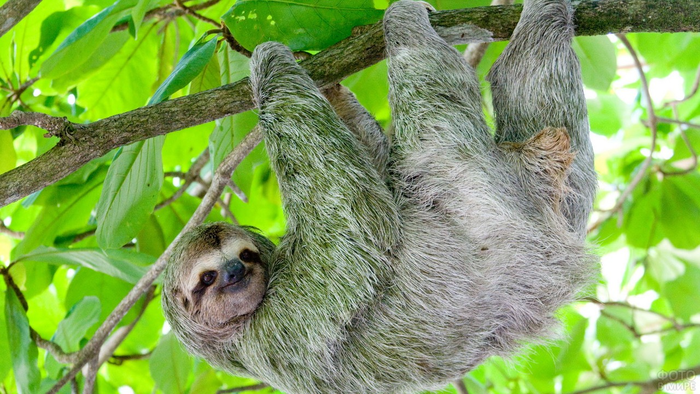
162,0,597,392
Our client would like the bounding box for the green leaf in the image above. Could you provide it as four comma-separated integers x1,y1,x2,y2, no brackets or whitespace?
65,268,142,336
150,34,219,104
150,332,192,394
4,289,41,394
96,137,164,249
587,93,627,137
12,167,106,258
572,36,617,91
0,130,16,174
0,295,11,382
41,5,122,79
223,0,383,51
54,296,101,351
52,30,130,91
28,7,100,70
13,247,155,284
663,263,700,320
658,175,700,249
45,297,101,377
131,0,151,37
623,181,662,249
189,48,221,94
74,25,160,119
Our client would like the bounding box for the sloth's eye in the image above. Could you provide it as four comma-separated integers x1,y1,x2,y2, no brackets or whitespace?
200,271,217,286
239,249,259,261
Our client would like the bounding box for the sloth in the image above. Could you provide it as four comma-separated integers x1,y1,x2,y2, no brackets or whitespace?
162,0,597,393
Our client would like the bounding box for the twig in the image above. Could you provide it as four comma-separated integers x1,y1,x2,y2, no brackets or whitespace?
0,111,76,136
588,34,658,233
454,378,469,394
0,221,24,239
189,0,221,11
217,383,269,394
462,0,514,68
656,117,700,130
587,298,700,336
108,351,152,365
221,23,252,57
664,66,700,108
156,148,210,210
566,364,700,394
82,286,157,394
47,127,263,394
174,0,220,27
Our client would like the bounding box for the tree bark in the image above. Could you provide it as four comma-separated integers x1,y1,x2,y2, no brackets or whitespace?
0,0,42,37
1,0,699,207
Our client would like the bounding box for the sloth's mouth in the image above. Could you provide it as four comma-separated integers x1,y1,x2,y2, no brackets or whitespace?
221,273,249,292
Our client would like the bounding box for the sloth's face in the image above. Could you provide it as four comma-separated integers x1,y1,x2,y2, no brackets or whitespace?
170,224,268,327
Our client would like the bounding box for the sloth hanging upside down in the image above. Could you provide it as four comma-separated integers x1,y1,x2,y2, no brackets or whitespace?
162,0,597,393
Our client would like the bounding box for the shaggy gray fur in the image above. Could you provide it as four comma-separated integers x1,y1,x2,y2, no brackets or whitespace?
162,0,597,392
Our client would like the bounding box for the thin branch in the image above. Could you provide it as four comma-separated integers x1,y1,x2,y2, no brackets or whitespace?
0,221,24,239
588,34,658,233
48,127,263,394
189,0,221,11
3,0,700,208
462,0,514,68
174,0,220,27
657,117,700,130
108,351,152,365
587,298,700,337
453,378,469,394
156,148,210,210
0,111,76,136
217,383,270,394
222,23,252,57
0,0,43,37
566,364,700,394
664,66,700,108
82,286,157,394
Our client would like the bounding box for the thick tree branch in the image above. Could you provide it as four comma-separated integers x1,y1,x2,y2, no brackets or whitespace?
0,0,42,38
2,0,700,208
47,128,263,394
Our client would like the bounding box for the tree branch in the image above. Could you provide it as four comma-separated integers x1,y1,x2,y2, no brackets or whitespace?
0,0,42,38
1,0,699,208
566,364,700,394
47,128,263,394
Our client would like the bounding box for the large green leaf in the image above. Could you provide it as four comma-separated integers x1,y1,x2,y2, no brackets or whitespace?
40,5,122,79
4,290,40,394
0,131,16,174
572,36,617,91
96,137,164,249
150,332,192,394
658,175,700,249
64,268,142,336
12,167,107,258
150,34,219,104
13,247,155,284
44,297,101,377
74,24,160,119
663,263,700,320
223,0,383,51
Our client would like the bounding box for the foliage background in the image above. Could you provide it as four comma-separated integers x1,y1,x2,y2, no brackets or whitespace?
0,0,699,393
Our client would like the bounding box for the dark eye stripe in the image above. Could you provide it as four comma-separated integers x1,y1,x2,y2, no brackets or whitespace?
239,249,260,261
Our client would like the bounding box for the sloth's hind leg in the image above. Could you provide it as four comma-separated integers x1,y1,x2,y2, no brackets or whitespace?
487,0,596,236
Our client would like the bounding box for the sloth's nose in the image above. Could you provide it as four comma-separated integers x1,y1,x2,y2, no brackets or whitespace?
223,259,246,284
